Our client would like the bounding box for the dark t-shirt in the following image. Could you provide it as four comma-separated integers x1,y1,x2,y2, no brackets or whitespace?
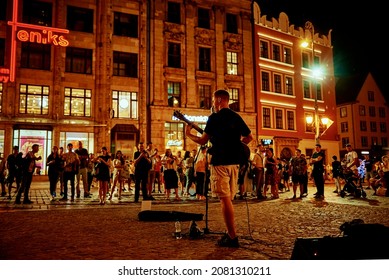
75,148,89,168
133,151,151,176
312,151,325,173
204,108,251,166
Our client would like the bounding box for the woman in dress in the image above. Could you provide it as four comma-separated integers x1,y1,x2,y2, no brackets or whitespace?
108,150,124,200
94,147,111,205
264,148,279,199
162,149,181,200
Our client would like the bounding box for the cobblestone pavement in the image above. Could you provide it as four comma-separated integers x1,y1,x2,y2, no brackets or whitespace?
1,179,389,260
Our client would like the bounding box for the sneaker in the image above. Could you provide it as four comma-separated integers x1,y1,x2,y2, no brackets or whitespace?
217,233,239,248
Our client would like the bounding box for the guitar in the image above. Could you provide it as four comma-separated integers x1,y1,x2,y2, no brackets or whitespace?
173,110,251,163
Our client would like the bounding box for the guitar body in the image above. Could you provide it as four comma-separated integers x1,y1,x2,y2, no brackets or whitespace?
173,110,251,163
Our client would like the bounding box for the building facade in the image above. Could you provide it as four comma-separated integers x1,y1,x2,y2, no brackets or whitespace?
0,0,256,174
253,3,338,162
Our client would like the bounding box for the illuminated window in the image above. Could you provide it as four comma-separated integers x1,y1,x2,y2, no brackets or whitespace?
285,77,293,95
284,47,292,64
228,88,239,112
23,0,52,26
168,43,181,68
340,107,347,118
168,82,181,107
114,12,138,38
66,47,92,74
64,87,91,117
21,42,51,70
67,6,93,33
199,85,211,109
341,122,348,133
226,13,238,34
164,122,184,154
198,8,210,29
113,51,138,77
226,52,238,75
112,90,138,119
167,2,181,24
19,84,49,115
199,47,211,72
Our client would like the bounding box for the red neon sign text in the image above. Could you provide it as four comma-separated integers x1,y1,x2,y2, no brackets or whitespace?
16,29,69,46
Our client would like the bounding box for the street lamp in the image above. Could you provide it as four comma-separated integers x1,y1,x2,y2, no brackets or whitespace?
306,115,334,139
304,21,320,144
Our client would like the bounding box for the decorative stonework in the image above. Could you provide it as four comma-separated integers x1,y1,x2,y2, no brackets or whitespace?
164,22,185,41
224,33,242,51
195,28,215,46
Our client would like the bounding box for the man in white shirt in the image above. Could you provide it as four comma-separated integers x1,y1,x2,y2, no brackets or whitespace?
345,144,359,171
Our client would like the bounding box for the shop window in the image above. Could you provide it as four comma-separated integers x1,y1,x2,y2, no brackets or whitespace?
198,8,210,29
64,87,91,117
114,12,138,38
167,81,181,107
226,51,238,75
19,84,49,115
60,131,94,154
67,6,93,33
112,90,138,119
21,42,51,70
113,51,138,77
65,47,92,74
164,122,184,154
23,0,52,26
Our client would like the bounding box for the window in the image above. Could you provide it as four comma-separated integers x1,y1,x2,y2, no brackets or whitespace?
167,82,181,107
165,122,184,150
284,47,292,64
113,51,138,77
367,91,374,101
380,122,387,133
302,52,309,68
229,88,239,112
113,12,138,38
199,85,211,109
260,41,269,59
341,122,348,133
361,136,368,147
112,90,138,119
274,74,282,93
261,72,270,91
0,0,6,20
19,84,49,114
305,113,314,132
23,0,52,26
286,111,295,130
370,121,377,132
303,80,310,98
275,109,283,129
67,6,93,33
66,47,92,74
382,137,388,147
226,13,238,34
341,137,349,148
226,52,238,75
359,105,365,116
368,106,376,117
167,1,180,24
360,121,367,131
198,8,210,29
21,43,51,70
0,38,4,66
371,137,378,145
168,42,181,68
285,77,293,95
199,47,211,72
316,83,322,101
379,107,386,118
0,83,3,113
340,107,347,118
272,44,281,61
64,87,91,117
263,107,271,128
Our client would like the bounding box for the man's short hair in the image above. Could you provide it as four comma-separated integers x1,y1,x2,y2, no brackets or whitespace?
13,145,19,150
214,89,230,101
296,149,301,153
315,144,321,148
346,144,351,147
67,143,73,147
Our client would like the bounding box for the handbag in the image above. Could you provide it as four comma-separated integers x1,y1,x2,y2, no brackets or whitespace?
92,163,100,177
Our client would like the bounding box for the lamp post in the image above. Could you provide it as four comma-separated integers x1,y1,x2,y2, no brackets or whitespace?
305,21,320,144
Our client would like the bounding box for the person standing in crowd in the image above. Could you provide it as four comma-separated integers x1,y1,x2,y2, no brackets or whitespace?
146,142,158,197
153,154,163,193
186,89,253,248
363,155,374,189
46,146,62,201
310,143,325,199
109,150,125,200
5,146,23,199
331,155,342,194
58,147,65,196
15,144,42,204
133,142,154,202
264,148,279,199
75,141,90,198
94,147,111,205
381,155,389,196
0,153,6,197
60,143,79,202
290,149,307,199
300,154,309,196
194,146,208,200
162,148,181,201
252,144,265,199
184,149,197,196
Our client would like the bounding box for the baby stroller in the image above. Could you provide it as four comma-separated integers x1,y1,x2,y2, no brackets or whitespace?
339,168,367,198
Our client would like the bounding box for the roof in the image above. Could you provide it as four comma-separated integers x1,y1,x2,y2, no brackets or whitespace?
335,72,367,105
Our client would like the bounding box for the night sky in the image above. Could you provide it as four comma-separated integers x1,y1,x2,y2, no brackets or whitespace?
255,0,388,96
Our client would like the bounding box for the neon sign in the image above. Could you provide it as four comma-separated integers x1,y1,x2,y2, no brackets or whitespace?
1,0,70,83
